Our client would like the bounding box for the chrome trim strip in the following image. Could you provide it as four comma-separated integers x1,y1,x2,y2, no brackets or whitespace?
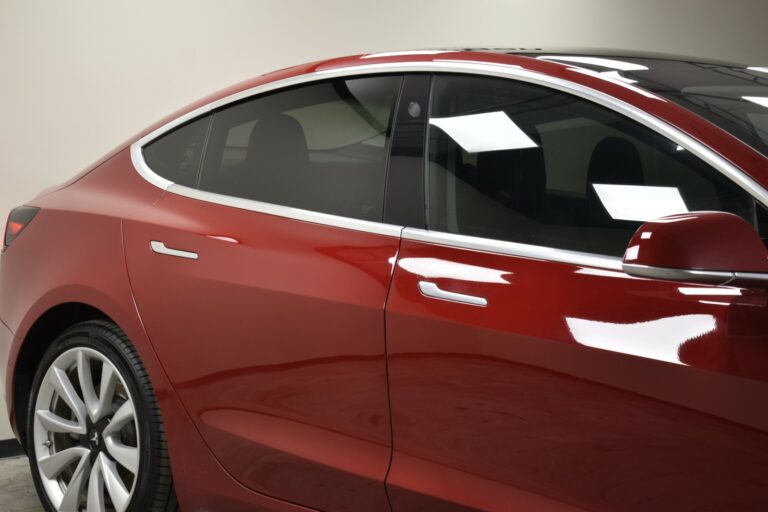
150,240,199,260
733,272,768,285
168,185,404,238
130,59,768,269
622,263,733,284
403,228,624,270
418,281,488,307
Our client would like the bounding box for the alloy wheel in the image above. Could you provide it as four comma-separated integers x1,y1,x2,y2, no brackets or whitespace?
32,346,139,512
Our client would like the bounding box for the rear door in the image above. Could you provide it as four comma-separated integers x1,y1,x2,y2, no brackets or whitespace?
385,74,768,511
124,75,404,512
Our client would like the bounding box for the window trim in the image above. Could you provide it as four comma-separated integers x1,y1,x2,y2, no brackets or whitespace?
131,61,768,266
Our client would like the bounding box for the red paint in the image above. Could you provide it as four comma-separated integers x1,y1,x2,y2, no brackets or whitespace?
122,191,396,512
0,51,767,511
385,240,768,512
625,211,768,272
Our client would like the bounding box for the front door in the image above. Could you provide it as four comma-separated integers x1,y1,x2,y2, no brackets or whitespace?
385,74,768,511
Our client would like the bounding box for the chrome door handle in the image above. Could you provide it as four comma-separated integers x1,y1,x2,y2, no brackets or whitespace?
150,241,198,260
418,281,487,307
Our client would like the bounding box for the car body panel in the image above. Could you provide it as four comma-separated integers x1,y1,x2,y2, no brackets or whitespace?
385,238,768,511
123,190,398,512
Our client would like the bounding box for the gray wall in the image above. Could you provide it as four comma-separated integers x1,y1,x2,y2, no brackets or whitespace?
1,0,766,441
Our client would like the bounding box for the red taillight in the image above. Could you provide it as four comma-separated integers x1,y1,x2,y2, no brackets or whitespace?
4,206,40,250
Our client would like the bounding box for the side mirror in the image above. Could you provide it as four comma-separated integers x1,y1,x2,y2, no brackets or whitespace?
622,211,768,286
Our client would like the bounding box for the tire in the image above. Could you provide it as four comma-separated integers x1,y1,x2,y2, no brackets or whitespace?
26,320,178,512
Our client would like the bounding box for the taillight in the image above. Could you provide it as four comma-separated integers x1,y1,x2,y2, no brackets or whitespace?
4,206,40,250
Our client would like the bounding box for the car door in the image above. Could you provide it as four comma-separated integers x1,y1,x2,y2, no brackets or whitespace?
123,74,404,512
385,74,768,511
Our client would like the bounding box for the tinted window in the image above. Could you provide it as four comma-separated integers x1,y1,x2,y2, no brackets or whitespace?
142,116,210,187
520,54,768,159
427,75,758,257
199,76,402,222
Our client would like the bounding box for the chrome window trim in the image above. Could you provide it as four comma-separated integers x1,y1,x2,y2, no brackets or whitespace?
403,227,624,270
623,263,768,286
130,59,768,268
168,185,404,238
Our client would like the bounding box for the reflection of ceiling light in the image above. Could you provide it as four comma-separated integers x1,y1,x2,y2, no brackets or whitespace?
599,70,638,84
398,257,511,284
362,50,447,59
748,67,768,74
743,96,768,109
593,184,689,222
566,314,716,365
429,111,538,153
537,55,649,71
569,68,661,100
678,287,741,296
624,244,640,261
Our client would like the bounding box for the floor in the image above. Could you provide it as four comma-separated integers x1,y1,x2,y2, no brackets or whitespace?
0,456,43,512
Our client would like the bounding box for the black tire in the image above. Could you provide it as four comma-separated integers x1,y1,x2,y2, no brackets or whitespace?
27,320,178,512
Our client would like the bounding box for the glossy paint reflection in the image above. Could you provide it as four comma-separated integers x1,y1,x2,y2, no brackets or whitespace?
567,314,717,365
386,239,768,511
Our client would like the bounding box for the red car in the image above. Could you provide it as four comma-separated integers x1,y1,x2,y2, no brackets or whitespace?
2,49,768,512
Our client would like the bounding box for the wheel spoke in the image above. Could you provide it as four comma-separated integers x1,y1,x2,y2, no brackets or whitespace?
87,455,106,512
59,450,91,512
100,453,131,512
37,446,89,479
77,351,100,423
49,366,87,427
104,437,139,474
102,400,134,437
36,410,85,435
96,363,117,422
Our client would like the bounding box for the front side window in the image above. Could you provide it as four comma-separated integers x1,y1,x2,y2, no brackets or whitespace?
198,76,402,222
427,75,759,257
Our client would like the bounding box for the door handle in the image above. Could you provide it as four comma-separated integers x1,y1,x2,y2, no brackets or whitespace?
418,281,487,307
150,241,198,260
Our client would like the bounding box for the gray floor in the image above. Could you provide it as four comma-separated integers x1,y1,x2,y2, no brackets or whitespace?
0,456,43,512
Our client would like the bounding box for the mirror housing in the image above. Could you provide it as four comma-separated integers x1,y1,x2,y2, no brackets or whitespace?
622,211,768,286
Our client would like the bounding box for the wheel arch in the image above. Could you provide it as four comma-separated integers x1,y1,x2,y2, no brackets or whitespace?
12,302,111,452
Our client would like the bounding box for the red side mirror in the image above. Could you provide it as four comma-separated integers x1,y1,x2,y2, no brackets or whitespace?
622,211,768,286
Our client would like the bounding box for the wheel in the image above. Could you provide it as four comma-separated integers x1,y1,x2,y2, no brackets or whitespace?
26,320,177,512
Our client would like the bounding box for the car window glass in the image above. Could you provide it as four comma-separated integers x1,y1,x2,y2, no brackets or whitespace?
427,75,757,257
198,76,402,222
142,116,211,187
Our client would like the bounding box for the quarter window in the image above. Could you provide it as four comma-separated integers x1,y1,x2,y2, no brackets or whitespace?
198,76,402,222
142,116,211,187
427,75,759,257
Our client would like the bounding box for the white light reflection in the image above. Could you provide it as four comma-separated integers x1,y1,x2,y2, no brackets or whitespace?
429,111,538,153
575,267,635,279
678,287,742,296
398,257,511,284
624,245,640,261
206,235,239,244
537,56,649,71
743,96,768,109
598,70,638,84
569,68,662,100
748,67,768,74
361,50,449,59
593,184,689,222
566,314,717,365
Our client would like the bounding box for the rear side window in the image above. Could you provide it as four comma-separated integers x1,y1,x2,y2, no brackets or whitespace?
142,116,211,187
198,76,402,222
426,75,758,257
